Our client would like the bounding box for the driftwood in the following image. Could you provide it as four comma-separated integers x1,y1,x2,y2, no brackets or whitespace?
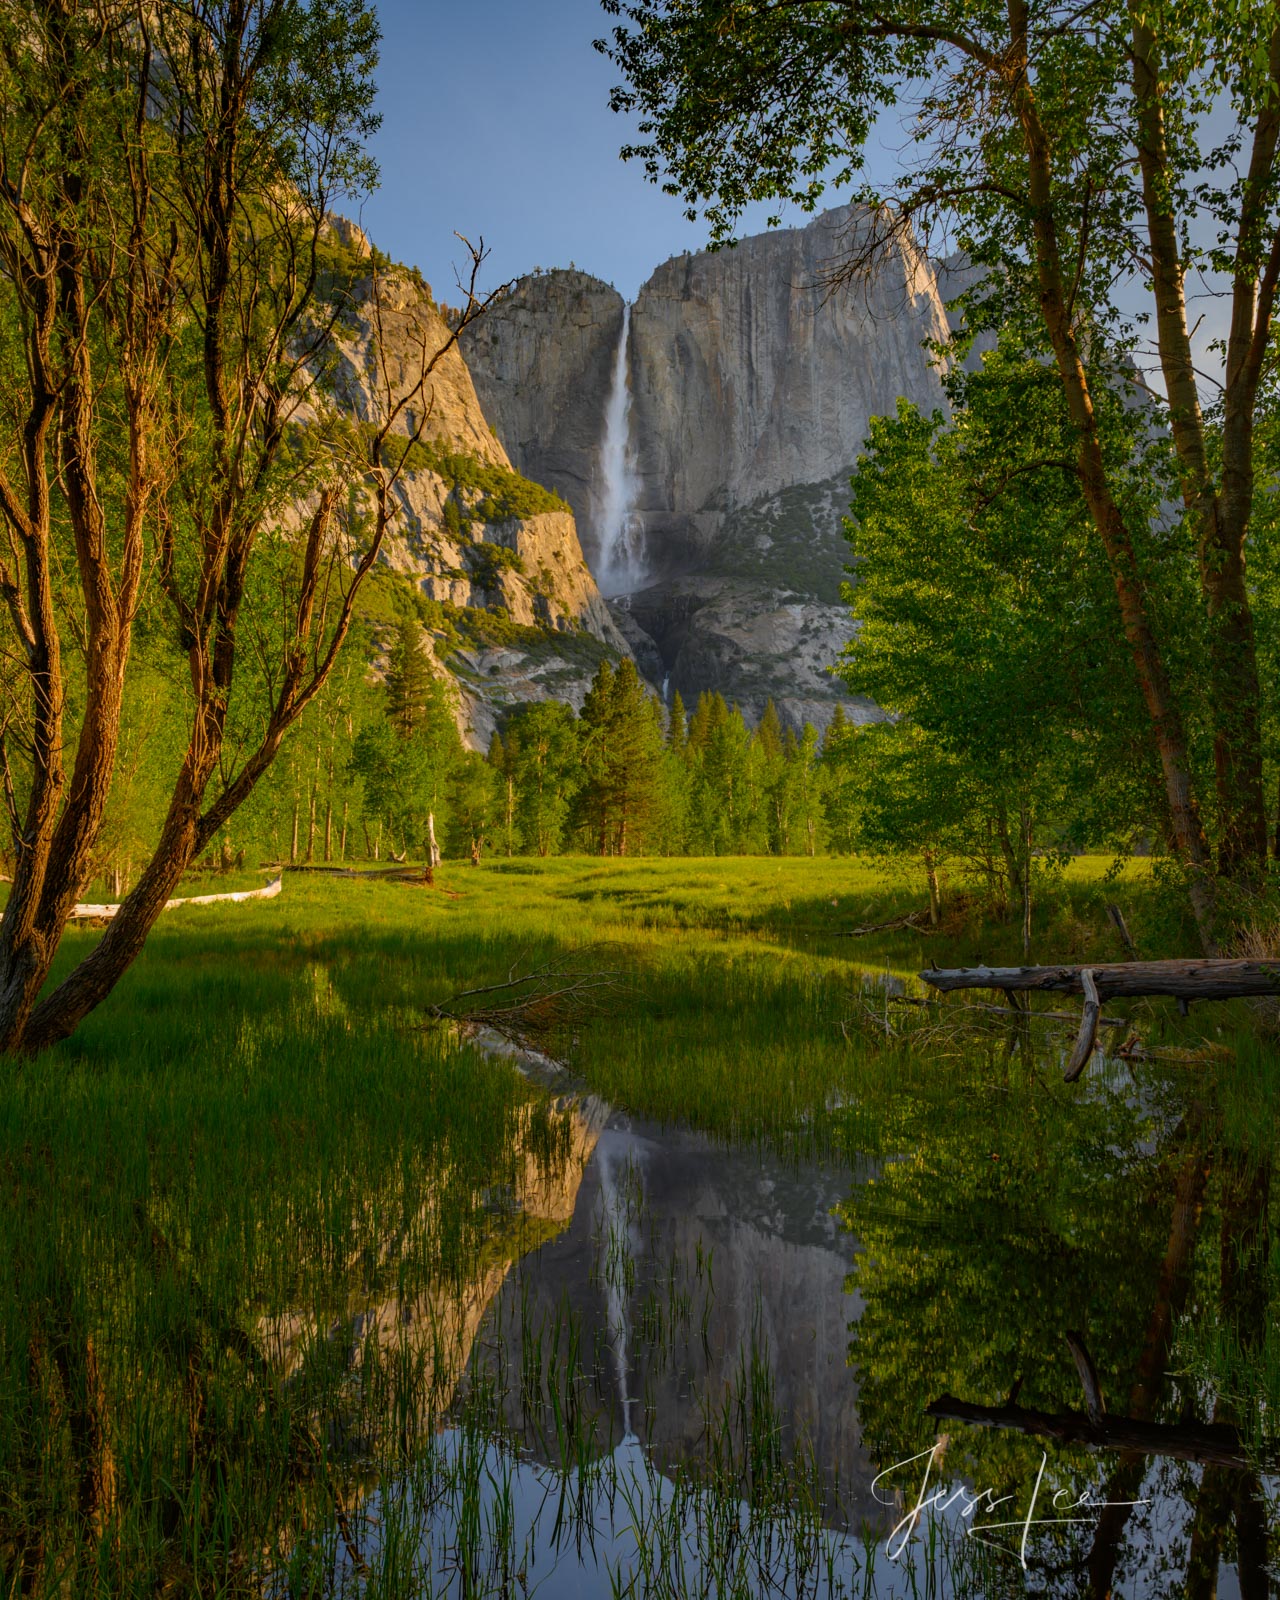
920,957,1280,1002
426,959,624,1051
65,874,282,923
926,1329,1259,1470
919,958,1270,1082
925,1395,1255,1470
1063,968,1101,1082
839,908,929,937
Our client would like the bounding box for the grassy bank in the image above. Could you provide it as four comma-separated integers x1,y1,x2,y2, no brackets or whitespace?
0,857,1273,1594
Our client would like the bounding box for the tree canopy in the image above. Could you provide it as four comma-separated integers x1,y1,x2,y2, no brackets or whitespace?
599,0,1280,949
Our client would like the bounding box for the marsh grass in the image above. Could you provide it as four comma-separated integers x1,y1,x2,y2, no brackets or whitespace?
0,857,1271,1595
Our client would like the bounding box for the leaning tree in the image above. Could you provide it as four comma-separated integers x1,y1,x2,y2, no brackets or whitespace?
599,0,1280,951
0,0,492,1055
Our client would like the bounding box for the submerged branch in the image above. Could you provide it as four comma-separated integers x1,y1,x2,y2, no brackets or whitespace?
426,958,629,1049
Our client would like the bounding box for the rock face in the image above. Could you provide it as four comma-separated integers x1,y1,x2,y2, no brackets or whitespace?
628,204,951,566
463,205,955,729
471,1118,889,1531
460,270,626,573
305,265,630,745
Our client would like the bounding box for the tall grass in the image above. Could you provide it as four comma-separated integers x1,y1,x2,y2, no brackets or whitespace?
0,857,1271,1594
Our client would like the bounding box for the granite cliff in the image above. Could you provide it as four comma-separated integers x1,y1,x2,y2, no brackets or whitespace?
303,245,630,747
462,204,957,729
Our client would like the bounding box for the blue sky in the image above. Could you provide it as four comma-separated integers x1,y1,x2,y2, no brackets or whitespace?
357,0,829,302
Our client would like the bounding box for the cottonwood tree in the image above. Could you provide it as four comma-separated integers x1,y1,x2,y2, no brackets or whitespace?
841,345,1176,937
0,0,497,1055
600,0,1280,949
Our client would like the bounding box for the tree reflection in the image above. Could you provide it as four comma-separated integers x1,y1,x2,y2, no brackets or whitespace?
839,1073,1276,1595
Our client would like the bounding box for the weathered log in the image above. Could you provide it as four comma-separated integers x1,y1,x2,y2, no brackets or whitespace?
64,874,283,923
920,958,1280,1001
925,1395,1254,1470
838,908,929,937
1063,968,1101,1082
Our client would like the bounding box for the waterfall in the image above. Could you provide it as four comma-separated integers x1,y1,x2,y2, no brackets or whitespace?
597,306,645,597
596,1141,640,1439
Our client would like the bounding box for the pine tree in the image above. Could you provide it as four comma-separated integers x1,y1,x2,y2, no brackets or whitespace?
821,705,861,854
575,659,665,854
667,689,688,756
487,730,517,856
505,701,580,856
386,621,433,737
757,700,784,762
687,690,728,752
822,702,850,756
576,660,617,853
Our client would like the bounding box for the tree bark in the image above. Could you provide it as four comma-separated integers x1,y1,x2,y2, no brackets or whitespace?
1004,0,1219,947
923,849,941,926
922,957,1280,1001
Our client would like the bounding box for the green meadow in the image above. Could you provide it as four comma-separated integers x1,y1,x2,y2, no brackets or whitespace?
1,858,1275,1595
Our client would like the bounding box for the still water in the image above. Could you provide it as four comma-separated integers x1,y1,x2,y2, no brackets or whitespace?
295,1065,1275,1598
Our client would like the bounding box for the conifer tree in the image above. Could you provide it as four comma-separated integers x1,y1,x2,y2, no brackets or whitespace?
687,690,728,753
822,703,849,754
821,705,861,855
576,660,617,853
576,659,665,854
505,701,580,856
757,700,784,762
386,622,434,736
667,690,688,756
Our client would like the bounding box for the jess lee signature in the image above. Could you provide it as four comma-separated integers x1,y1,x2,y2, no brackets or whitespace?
872,1442,1148,1568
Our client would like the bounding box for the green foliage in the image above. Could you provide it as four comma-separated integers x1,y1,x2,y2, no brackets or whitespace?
575,659,670,855
351,632,461,860
598,0,1280,941
467,539,527,590
501,702,582,857
835,342,1188,924
446,752,502,862
384,437,569,524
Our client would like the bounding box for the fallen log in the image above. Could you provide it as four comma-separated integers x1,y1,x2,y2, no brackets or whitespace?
838,908,929,937
66,875,282,922
925,1394,1256,1470
919,958,1280,1003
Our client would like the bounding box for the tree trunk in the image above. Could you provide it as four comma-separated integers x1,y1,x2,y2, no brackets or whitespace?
423,811,441,885
922,957,1280,1001
923,849,941,927
1010,50,1219,948
994,804,1021,919
1020,801,1033,960
290,797,300,865
305,749,319,863
1130,3,1272,886
340,800,348,861
1084,1136,1211,1598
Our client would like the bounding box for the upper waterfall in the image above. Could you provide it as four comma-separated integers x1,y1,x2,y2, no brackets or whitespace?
596,305,646,597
